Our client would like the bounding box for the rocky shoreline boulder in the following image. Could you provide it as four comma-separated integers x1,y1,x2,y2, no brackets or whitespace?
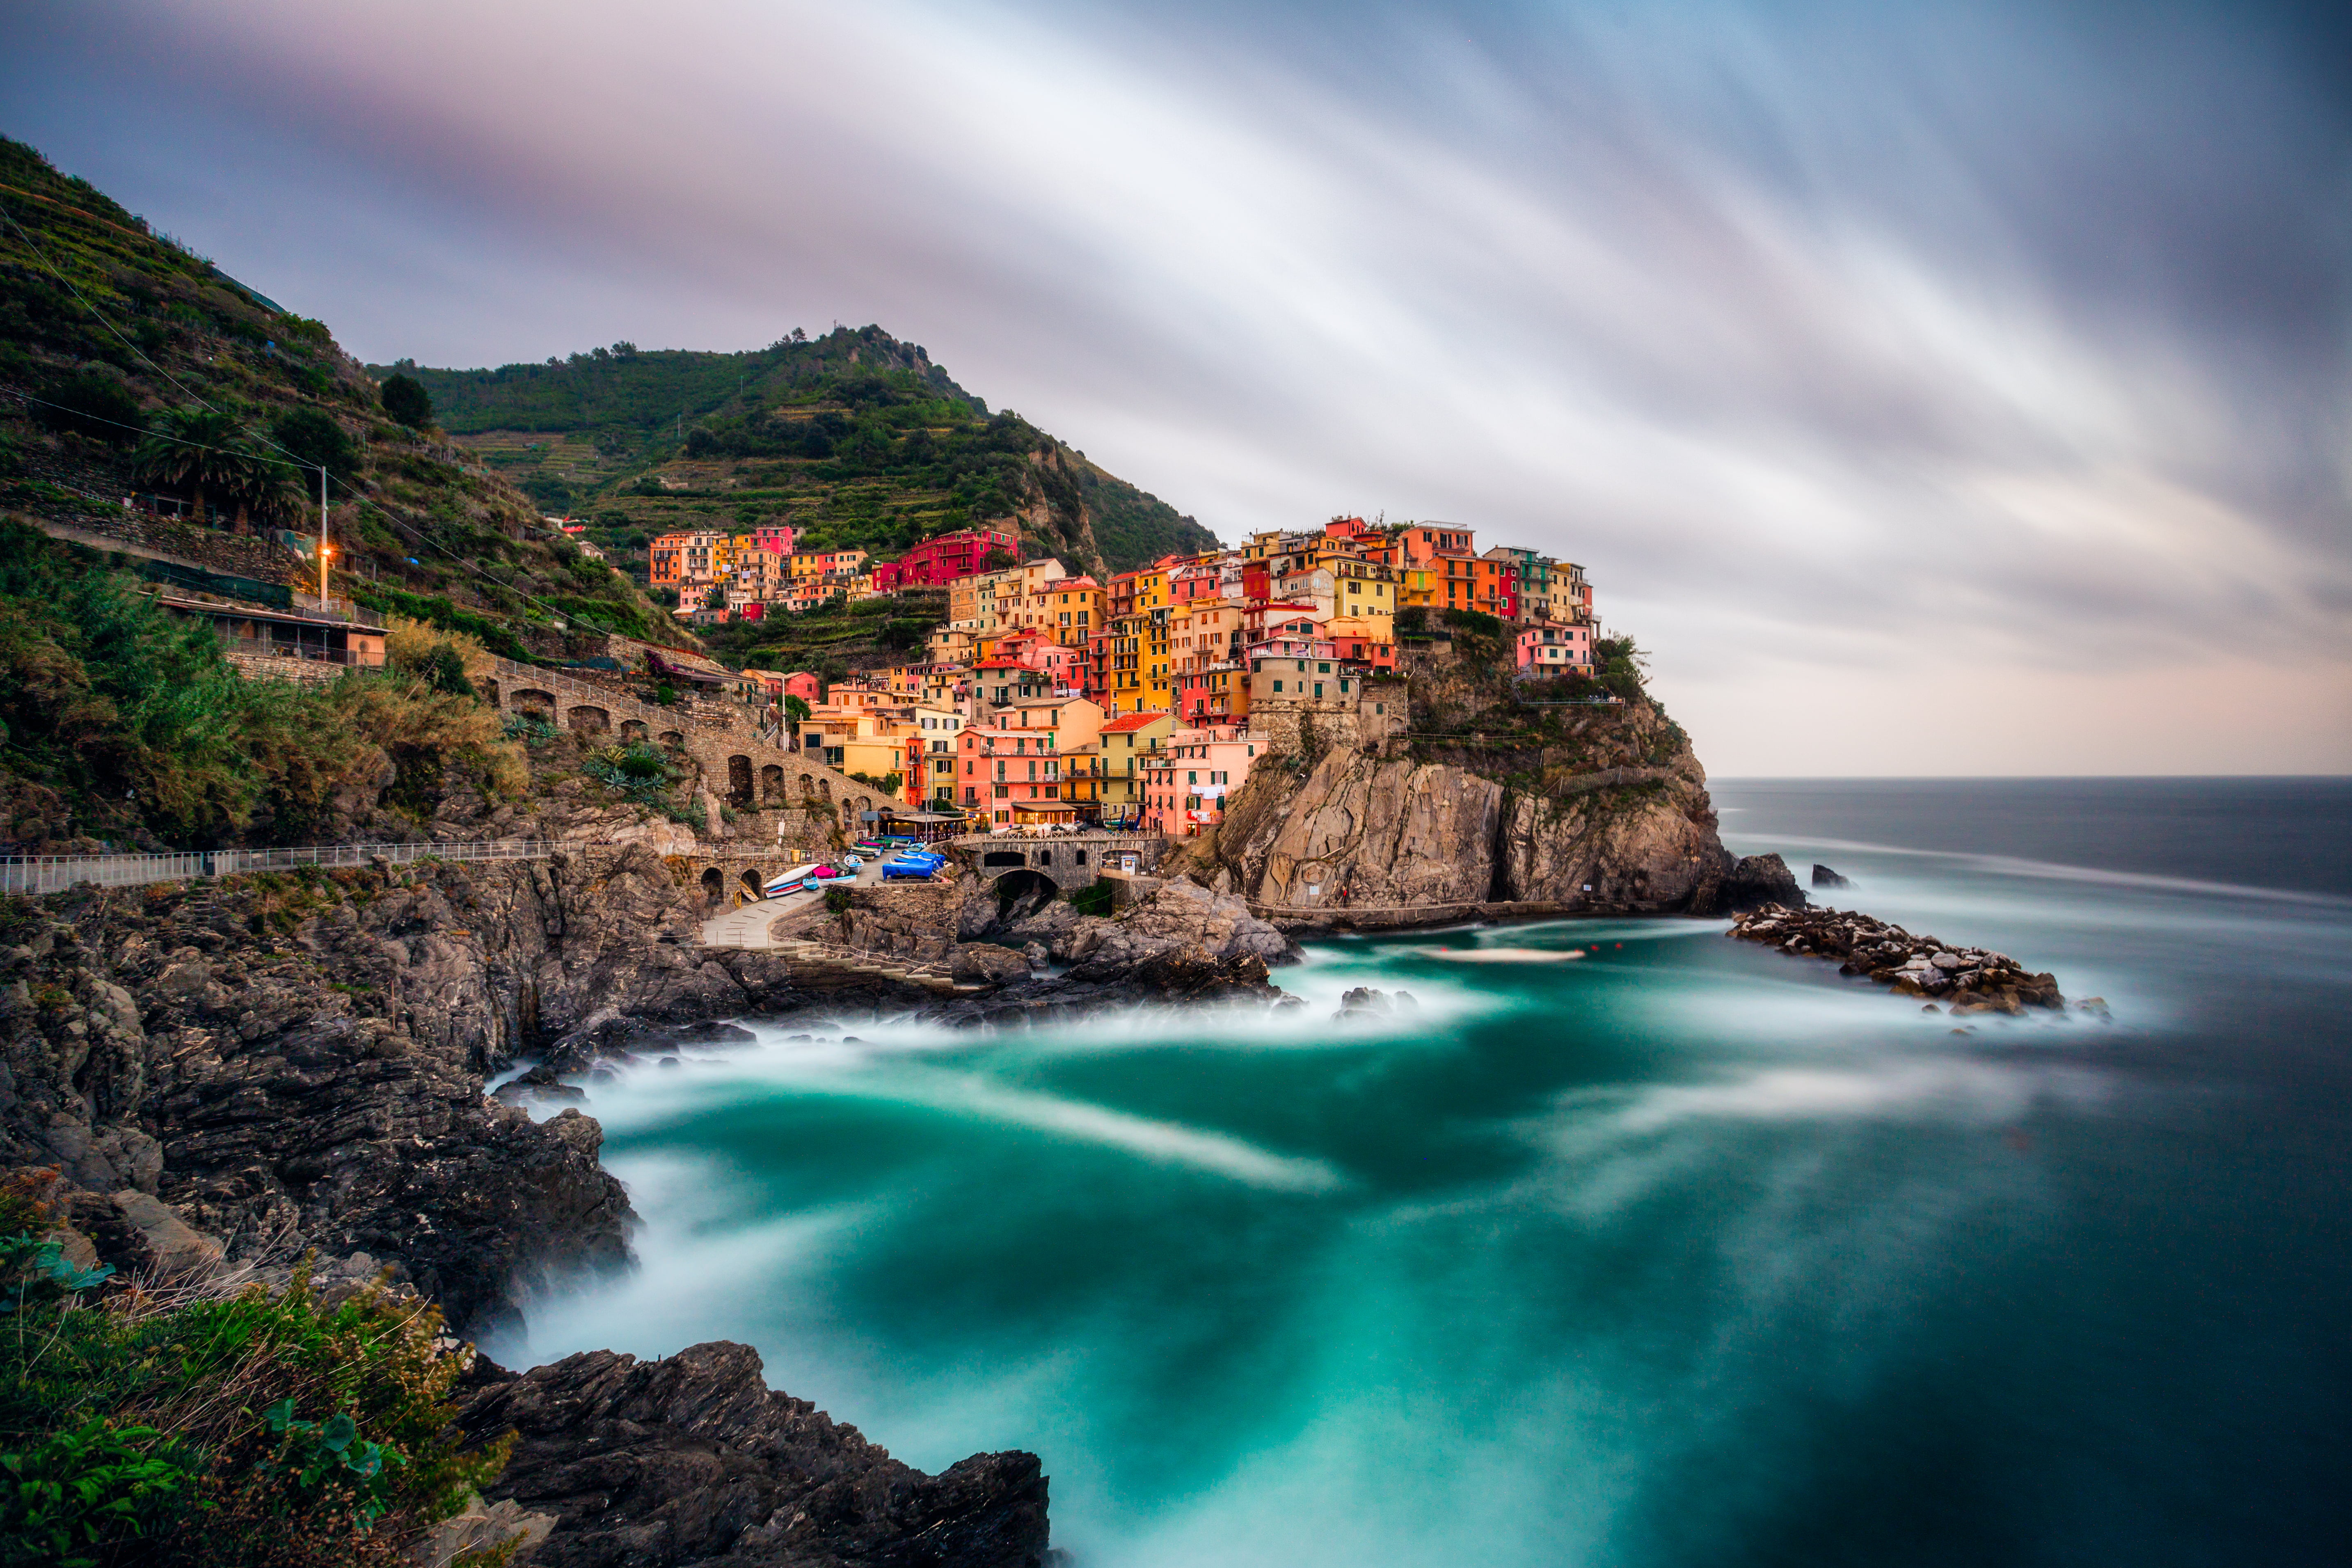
456,1340,1051,1568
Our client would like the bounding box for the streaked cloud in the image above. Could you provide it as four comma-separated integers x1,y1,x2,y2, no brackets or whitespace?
5,0,2346,772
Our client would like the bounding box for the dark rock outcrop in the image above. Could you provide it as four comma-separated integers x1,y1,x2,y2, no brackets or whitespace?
1811,863,1853,889
457,1340,1050,1568
1715,853,1807,913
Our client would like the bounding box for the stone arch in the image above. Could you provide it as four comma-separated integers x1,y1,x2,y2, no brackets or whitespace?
817,778,831,801
1034,849,1054,866
993,868,1060,921
1075,850,1087,865
483,679,501,708
700,868,725,906
726,755,754,807
659,730,686,749
982,850,1027,868
798,773,814,797
760,765,785,804
740,867,765,899
568,705,610,735
621,719,648,742
513,688,555,718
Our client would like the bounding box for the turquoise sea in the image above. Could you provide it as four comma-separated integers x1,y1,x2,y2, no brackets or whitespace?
493,778,2352,1566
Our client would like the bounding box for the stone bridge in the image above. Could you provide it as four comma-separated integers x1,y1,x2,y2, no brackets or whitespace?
952,834,1166,886
483,658,896,837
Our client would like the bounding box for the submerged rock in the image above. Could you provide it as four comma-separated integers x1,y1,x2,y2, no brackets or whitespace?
1811,863,1853,889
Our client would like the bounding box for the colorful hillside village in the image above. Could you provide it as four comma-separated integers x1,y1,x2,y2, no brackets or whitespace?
656,517,1598,834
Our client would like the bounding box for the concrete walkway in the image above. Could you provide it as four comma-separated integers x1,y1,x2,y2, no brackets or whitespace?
698,854,894,950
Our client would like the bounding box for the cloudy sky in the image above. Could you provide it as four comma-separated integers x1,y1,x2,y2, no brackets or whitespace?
7,0,2348,774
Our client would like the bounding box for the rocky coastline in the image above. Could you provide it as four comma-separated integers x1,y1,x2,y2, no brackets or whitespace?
0,844,1311,1565
1727,902,2074,1016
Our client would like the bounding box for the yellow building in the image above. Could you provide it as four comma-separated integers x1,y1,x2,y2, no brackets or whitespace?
1096,711,1174,826
1046,577,1103,648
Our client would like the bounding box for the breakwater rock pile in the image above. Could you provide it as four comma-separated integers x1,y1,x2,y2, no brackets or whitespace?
1728,904,2066,1015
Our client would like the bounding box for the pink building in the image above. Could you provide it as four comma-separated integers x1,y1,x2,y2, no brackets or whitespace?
781,672,822,703
956,723,1073,829
1516,622,1595,673
1155,724,1262,835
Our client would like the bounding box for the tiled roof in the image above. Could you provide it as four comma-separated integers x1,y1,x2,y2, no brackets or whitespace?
1102,711,1174,732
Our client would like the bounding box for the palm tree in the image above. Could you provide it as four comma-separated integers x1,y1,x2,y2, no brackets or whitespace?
133,407,297,529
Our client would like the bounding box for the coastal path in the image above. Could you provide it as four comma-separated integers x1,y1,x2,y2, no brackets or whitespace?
0,838,551,897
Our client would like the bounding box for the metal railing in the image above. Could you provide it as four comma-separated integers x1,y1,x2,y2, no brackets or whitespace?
0,838,551,896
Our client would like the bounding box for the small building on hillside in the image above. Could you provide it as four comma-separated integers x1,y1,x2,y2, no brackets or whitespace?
1516,622,1595,673
160,593,386,681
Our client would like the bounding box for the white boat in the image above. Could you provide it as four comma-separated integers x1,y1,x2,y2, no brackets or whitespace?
763,865,820,895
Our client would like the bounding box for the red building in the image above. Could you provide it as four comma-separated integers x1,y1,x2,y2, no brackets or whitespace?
874,528,1020,591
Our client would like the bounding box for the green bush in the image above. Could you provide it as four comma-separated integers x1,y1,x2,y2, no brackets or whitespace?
34,373,144,444
0,1210,510,1568
268,409,354,480
379,374,433,430
583,741,677,804
1067,880,1114,917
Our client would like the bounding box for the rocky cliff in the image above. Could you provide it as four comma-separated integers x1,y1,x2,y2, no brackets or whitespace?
1194,641,1801,924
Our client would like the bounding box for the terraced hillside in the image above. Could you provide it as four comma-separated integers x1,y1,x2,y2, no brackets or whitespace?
378,327,1222,582
0,137,678,660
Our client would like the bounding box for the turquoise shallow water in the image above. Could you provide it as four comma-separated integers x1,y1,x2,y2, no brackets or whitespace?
495,779,2352,1566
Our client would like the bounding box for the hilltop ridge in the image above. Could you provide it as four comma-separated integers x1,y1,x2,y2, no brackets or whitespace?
375,329,1222,583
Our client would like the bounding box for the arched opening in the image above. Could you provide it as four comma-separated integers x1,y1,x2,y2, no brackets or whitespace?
482,679,501,708
741,867,765,900
700,868,724,906
1035,849,1054,866
726,755,754,807
818,778,831,801
798,773,814,798
992,868,1060,923
982,851,1027,868
760,765,785,804
568,705,610,735
621,719,648,742
1075,850,1087,865
659,730,686,749
514,689,555,718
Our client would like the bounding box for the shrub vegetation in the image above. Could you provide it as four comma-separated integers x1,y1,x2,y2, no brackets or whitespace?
0,1177,510,1567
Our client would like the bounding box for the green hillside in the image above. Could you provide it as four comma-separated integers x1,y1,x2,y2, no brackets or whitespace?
0,137,678,661
376,329,1222,581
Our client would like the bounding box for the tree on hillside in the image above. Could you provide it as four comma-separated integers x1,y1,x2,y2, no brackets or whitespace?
133,407,295,529
34,371,144,444
381,372,435,429
270,406,355,478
